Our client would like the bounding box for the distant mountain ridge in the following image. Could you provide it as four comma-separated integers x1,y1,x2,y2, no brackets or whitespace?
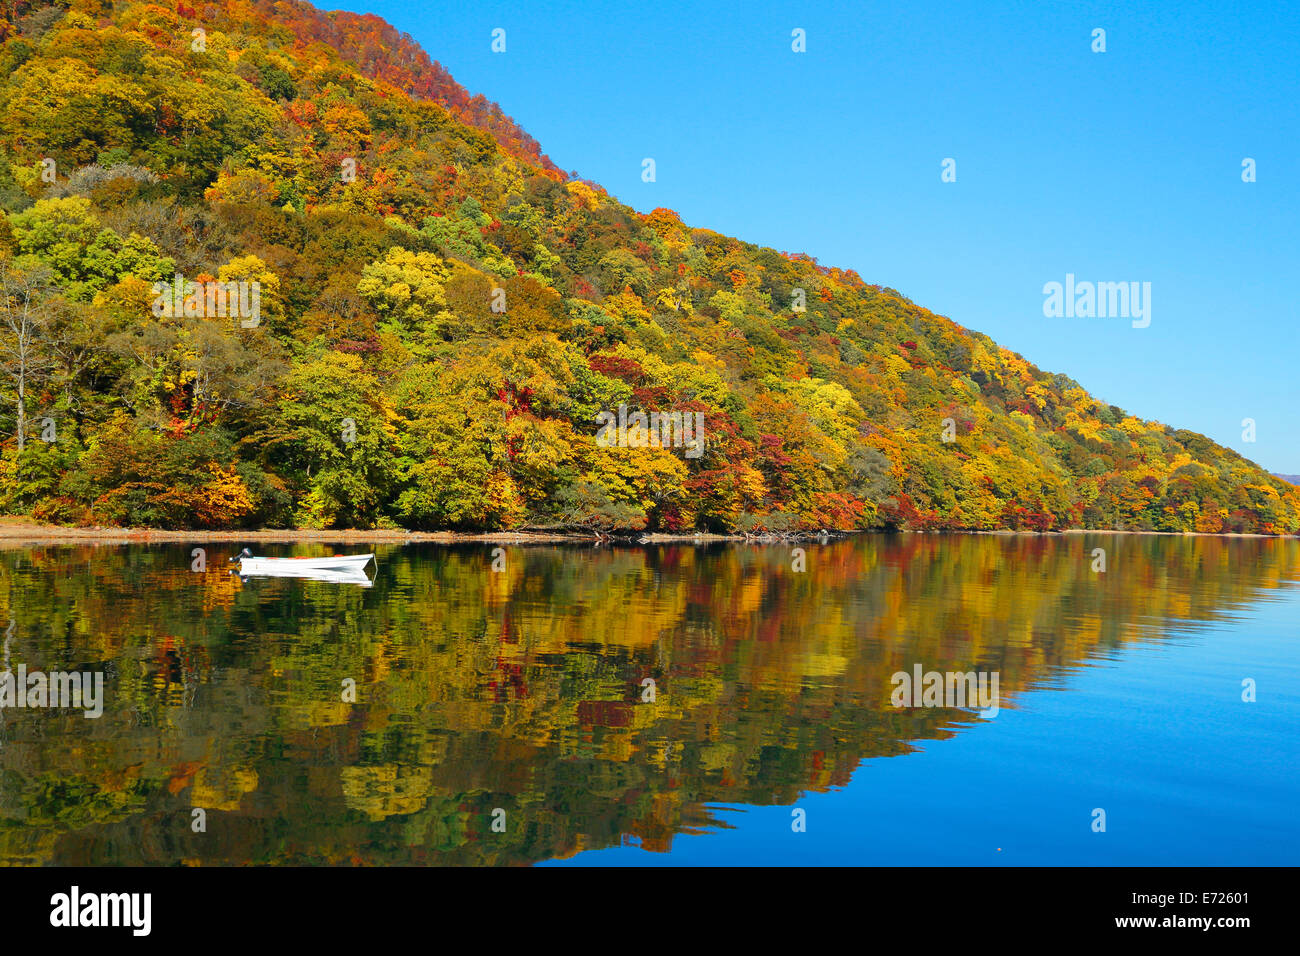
240,0,565,177
0,0,1295,534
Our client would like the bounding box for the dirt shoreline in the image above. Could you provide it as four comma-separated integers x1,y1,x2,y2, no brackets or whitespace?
0,520,1288,545
0,522,581,545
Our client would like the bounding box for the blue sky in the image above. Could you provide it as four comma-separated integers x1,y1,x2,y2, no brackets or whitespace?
334,0,1299,472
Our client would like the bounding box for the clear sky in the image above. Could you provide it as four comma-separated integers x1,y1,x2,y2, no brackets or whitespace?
333,0,1299,472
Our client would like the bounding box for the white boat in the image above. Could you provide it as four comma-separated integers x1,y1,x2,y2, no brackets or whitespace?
230,549,374,584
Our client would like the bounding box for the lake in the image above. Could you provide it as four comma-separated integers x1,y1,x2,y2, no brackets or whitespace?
1,533,1296,866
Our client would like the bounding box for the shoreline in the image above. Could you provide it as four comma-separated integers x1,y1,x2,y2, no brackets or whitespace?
0,522,579,545
0,520,1289,545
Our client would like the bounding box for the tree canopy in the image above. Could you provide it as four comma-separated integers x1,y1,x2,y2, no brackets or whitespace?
0,0,1295,534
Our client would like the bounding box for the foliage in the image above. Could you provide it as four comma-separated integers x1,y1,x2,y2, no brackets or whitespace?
0,0,1294,534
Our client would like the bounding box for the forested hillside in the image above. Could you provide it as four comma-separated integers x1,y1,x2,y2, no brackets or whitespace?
0,0,1295,533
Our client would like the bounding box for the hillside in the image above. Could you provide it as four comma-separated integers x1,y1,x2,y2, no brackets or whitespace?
0,0,1296,534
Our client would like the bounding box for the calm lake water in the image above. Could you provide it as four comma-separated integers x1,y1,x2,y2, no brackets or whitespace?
1,534,1296,866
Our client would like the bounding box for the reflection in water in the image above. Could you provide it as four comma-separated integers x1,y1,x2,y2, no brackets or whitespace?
237,566,375,587
0,534,1296,865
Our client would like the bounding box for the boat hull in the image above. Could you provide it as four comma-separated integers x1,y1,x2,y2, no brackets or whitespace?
235,554,373,586
239,548,374,572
